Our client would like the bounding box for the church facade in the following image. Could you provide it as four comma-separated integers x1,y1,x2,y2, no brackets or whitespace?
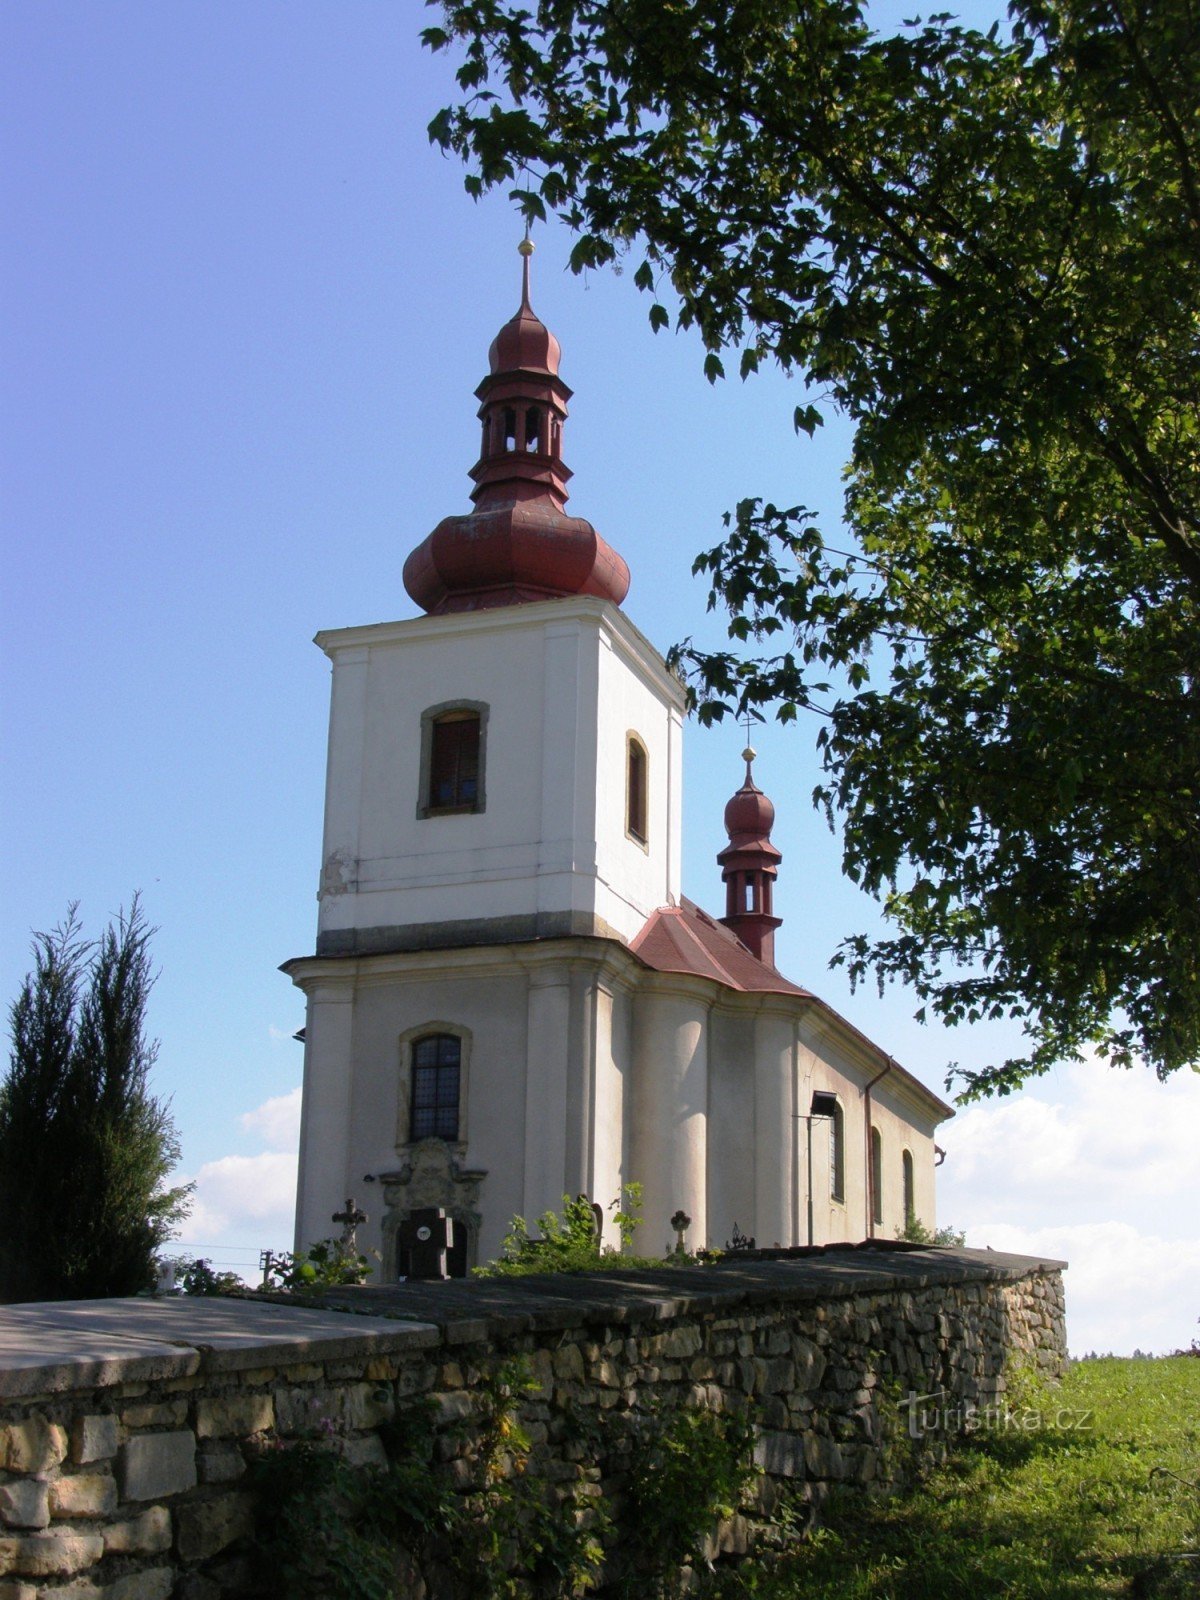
284,245,952,1273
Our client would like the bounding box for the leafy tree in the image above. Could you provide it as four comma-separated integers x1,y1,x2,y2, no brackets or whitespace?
0,900,192,1302
424,0,1199,1095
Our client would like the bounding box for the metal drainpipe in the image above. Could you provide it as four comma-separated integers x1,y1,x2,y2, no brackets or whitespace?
862,1057,894,1239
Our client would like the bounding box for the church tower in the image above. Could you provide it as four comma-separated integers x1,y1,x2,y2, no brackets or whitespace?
285,245,686,1269
285,245,952,1274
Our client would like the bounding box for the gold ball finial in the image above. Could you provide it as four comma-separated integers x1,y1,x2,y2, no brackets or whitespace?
518,235,535,258
742,745,757,765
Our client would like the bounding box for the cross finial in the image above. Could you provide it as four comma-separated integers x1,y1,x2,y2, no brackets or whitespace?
741,711,757,780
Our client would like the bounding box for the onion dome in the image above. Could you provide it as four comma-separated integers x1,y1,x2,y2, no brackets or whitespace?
724,757,777,843
487,269,562,376
717,745,783,967
403,239,630,615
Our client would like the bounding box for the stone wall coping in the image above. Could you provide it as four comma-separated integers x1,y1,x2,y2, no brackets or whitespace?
316,1247,1067,1336
0,1248,1064,1400
0,1296,441,1400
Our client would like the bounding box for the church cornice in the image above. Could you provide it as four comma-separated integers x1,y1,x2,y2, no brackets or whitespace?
313,595,686,711
281,932,646,992
797,1001,955,1124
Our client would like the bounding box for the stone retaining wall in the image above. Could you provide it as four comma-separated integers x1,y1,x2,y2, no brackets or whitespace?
0,1246,1066,1598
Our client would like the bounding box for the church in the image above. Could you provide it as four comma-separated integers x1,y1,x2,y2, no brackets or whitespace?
283,243,952,1276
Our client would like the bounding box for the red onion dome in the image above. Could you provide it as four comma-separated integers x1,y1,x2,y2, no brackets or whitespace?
724,747,777,842
403,501,630,615
488,302,561,376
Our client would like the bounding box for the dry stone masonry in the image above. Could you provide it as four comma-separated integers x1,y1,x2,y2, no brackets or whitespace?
0,1245,1066,1597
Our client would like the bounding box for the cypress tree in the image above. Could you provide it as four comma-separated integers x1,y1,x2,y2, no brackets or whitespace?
0,899,192,1302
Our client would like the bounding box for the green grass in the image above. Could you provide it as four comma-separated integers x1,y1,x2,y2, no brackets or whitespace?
720,1357,1200,1600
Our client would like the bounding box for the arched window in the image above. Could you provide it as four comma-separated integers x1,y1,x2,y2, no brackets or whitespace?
410,1034,461,1141
829,1100,845,1203
503,408,517,451
626,735,648,845
870,1126,883,1227
902,1148,915,1226
524,405,542,453
419,702,487,817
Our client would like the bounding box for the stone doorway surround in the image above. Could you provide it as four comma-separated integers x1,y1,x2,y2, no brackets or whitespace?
378,1139,487,1279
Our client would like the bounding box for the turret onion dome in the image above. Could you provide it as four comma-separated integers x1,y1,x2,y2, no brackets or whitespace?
723,745,778,846
403,239,630,615
487,246,563,376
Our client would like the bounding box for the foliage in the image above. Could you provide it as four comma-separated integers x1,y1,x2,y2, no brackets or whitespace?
476,1185,665,1276
251,1362,604,1600
177,1256,243,1296
453,1359,608,1599
0,899,192,1302
620,1405,759,1598
252,1440,407,1600
265,1237,373,1294
424,0,1200,1096
709,1355,1200,1598
897,1215,967,1248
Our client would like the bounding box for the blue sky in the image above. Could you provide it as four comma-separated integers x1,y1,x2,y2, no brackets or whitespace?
3,2,1196,1352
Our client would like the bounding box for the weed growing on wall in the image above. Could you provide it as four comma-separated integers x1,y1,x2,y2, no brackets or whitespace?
618,1405,759,1599
476,1186,720,1277
250,1360,607,1600
451,1359,607,1598
265,1237,374,1293
477,1186,676,1276
896,1215,967,1248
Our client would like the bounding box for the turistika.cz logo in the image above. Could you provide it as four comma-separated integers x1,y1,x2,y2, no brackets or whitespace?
900,1390,1094,1440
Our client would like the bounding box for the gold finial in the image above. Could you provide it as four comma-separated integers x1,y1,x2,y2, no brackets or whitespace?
518,230,534,308
741,712,758,780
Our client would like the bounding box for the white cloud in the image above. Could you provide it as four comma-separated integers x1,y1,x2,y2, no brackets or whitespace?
945,1058,1200,1217
240,1086,303,1150
170,1088,302,1277
938,1057,1200,1355
964,1220,1200,1358
175,1151,298,1249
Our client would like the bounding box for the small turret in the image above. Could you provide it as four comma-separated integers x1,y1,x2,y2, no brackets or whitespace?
717,745,782,966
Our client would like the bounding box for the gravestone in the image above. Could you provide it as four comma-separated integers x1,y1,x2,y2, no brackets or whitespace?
399,1208,454,1280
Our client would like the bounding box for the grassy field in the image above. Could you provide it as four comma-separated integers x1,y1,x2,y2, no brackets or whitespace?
720,1356,1200,1599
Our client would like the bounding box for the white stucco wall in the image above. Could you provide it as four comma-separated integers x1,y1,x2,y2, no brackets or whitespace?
313,597,684,948
289,939,948,1270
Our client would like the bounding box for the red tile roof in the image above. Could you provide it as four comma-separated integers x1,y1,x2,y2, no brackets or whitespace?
629,899,954,1121
630,899,810,995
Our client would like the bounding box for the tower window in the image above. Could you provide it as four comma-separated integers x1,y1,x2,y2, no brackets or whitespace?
418,702,488,817
626,735,648,845
503,408,516,451
410,1034,461,1141
525,406,541,453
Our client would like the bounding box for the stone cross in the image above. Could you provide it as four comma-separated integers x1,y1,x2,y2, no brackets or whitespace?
670,1209,692,1256
332,1197,367,1253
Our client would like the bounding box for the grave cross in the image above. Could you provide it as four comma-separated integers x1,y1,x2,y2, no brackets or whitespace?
332,1197,367,1253
670,1208,692,1257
